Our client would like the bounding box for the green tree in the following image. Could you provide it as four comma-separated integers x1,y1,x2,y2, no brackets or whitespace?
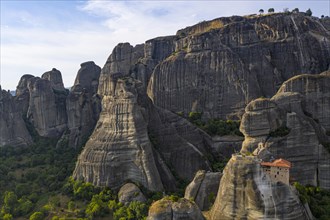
3,213,13,220
306,8,312,16
17,198,33,216
2,191,18,215
29,212,44,220
268,8,274,13
292,8,299,13
259,9,264,14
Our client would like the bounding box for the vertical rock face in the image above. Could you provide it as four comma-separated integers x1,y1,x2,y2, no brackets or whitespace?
66,61,101,148
0,87,33,147
148,13,330,119
73,77,164,191
41,68,66,91
240,71,330,189
73,44,211,191
15,74,34,114
26,69,68,138
184,170,222,211
210,155,308,220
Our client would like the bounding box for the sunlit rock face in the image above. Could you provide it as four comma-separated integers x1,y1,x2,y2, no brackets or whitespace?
240,71,330,189
148,13,330,119
209,155,308,220
73,44,211,191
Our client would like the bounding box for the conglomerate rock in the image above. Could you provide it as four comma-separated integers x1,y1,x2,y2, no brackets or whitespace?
66,61,101,148
26,70,68,138
184,170,222,211
147,197,205,220
209,155,308,220
0,87,33,147
240,71,330,189
147,13,330,119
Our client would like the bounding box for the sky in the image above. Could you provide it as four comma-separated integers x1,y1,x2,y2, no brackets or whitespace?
1,0,329,90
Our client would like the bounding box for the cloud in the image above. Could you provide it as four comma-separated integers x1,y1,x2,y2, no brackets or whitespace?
1,0,329,90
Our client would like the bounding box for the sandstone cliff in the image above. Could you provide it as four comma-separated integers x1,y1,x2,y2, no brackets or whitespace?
147,13,330,119
240,71,330,189
0,87,33,147
147,197,205,220
184,170,222,211
209,155,308,220
66,61,101,148
73,43,212,190
26,69,68,138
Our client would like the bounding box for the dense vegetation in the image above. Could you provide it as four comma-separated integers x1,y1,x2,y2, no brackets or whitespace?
186,111,243,137
294,182,330,220
0,136,158,220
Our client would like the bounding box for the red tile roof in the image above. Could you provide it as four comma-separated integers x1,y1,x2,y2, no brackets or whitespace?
261,158,291,168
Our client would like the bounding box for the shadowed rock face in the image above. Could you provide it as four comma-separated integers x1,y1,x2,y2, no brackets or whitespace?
26,70,68,138
184,170,222,211
66,61,101,148
240,71,330,189
147,13,330,119
210,155,308,220
0,88,33,147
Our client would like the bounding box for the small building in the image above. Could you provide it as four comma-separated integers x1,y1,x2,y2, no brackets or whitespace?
261,158,291,185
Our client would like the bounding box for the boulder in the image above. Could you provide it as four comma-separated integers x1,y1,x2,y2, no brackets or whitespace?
209,155,308,220
118,183,146,205
184,170,222,210
147,198,204,220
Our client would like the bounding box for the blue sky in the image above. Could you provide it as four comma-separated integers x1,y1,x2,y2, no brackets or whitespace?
1,0,329,90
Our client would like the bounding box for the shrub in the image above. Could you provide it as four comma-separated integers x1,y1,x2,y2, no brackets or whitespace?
269,126,290,137
29,212,44,220
268,8,274,13
306,8,312,16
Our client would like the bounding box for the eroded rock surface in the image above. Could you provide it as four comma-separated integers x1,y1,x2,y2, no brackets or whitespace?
0,87,33,147
240,71,330,189
26,70,68,138
73,44,211,191
66,61,101,148
118,183,146,205
209,155,308,220
147,198,204,220
148,13,330,119
184,170,222,211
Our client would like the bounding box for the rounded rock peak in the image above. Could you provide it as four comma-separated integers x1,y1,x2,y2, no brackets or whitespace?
80,61,95,67
245,98,276,112
41,68,65,90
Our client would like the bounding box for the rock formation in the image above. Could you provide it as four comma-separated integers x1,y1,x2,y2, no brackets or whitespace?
0,87,33,147
209,155,308,220
118,183,146,205
147,197,205,220
66,61,101,148
184,170,222,211
240,71,330,189
26,69,68,138
73,43,212,191
147,13,330,119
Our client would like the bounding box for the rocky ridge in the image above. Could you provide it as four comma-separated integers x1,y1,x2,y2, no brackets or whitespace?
73,54,212,190
209,155,309,220
240,71,330,189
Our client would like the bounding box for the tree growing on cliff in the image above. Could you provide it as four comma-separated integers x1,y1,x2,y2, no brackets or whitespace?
292,8,299,13
259,9,264,14
306,8,312,16
268,8,274,13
